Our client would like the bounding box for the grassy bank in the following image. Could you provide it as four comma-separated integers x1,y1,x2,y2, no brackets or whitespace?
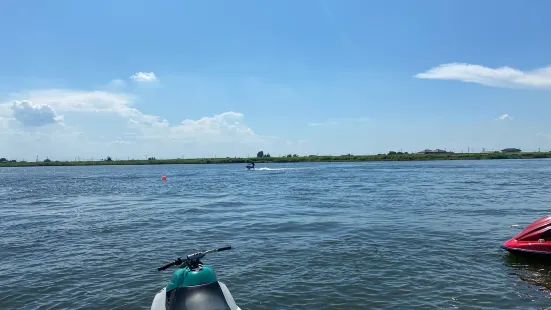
1,151,551,167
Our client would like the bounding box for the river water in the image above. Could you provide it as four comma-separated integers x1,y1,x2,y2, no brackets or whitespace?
2,160,551,309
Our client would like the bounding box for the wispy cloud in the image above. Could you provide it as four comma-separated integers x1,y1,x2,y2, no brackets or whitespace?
130,72,158,83
415,63,551,89
497,114,512,120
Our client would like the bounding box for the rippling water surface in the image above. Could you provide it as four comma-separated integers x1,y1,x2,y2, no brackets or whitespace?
2,160,551,309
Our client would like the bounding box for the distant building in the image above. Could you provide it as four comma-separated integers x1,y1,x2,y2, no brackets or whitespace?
501,148,521,153
417,149,454,154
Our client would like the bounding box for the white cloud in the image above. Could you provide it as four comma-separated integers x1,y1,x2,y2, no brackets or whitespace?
130,72,157,82
497,114,512,120
415,63,551,89
0,87,303,160
8,89,162,124
10,100,64,127
128,111,262,144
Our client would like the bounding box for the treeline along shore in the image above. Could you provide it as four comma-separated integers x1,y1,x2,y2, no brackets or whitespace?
1,151,551,167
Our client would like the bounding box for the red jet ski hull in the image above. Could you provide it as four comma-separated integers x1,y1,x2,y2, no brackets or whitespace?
501,214,551,257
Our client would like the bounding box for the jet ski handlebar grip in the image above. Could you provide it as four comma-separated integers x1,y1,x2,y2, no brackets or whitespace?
157,258,183,271
157,262,175,271
217,246,232,252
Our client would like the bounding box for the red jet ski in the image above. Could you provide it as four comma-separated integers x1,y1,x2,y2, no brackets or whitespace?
501,214,551,256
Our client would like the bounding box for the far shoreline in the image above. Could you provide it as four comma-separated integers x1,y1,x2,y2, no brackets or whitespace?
1,151,550,168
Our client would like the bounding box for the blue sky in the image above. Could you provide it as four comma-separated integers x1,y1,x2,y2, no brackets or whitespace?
1,0,551,160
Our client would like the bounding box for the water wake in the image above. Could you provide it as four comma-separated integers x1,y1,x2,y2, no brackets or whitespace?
254,167,310,171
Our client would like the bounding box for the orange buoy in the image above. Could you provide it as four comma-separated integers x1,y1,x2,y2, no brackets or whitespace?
161,176,167,182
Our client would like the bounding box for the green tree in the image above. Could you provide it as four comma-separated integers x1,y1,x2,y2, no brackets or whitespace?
106,156,112,161
256,151,264,158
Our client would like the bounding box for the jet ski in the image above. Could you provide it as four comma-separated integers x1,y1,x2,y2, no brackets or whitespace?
501,214,551,257
245,163,255,170
151,246,241,310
